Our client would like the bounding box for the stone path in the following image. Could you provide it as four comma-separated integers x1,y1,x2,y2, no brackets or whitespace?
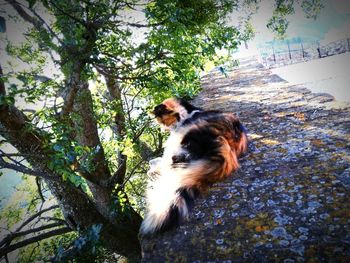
141,57,350,262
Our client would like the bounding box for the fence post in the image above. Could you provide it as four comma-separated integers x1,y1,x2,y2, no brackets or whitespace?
317,42,322,58
287,40,291,60
272,45,276,63
300,40,305,58
317,48,322,58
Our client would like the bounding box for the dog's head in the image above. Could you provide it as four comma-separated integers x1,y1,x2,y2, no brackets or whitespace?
152,98,200,130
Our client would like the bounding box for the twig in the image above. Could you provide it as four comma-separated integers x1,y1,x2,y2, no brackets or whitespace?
0,152,38,157
0,157,58,181
40,217,67,225
0,227,72,257
128,180,144,198
36,177,45,204
14,205,59,233
28,5,63,45
122,159,145,187
28,243,40,263
0,222,66,248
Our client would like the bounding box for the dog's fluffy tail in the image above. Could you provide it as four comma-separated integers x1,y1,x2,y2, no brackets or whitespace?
140,160,212,235
140,136,241,235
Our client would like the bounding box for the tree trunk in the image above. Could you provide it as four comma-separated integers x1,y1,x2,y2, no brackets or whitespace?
46,177,142,261
0,90,142,261
72,85,114,218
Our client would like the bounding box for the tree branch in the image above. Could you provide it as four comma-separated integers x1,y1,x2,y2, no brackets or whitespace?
48,0,87,27
59,85,79,117
122,159,145,187
0,227,72,257
100,158,126,188
14,205,60,234
5,0,41,28
39,217,67,225
116,19,166,28
28,5,63,45
72,87,111,178
0,62,62,184
36,177,45,203
0,157,59,181
0,222,66,248
102,74,128,185
5,0,62,45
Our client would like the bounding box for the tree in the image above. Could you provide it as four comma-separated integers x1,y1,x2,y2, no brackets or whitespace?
0,0,323,261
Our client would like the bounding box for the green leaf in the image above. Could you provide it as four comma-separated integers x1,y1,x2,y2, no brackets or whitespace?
0,95,15,106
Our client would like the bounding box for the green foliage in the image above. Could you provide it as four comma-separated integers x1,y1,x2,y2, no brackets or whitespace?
0,176,73,262
143,0,240,98
18,232,77,263
0,94,15,106
241,20,256,43
267,0,294,39
43,119,89,191
301,0,324,19
54,224,103,262
1,203,22,228
267,14,290,39
111,188,133,217
267,0,323,39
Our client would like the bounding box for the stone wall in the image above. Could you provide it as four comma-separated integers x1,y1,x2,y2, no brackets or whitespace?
141,57,350,262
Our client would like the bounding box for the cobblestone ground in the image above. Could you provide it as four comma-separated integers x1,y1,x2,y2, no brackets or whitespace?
141,57,350,262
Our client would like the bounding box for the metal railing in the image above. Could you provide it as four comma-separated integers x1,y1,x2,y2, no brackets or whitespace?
259,38,350,68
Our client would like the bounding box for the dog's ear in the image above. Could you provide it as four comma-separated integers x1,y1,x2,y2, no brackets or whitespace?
177,98,201,114
152,104,172,118
152,98,181,129
152,98,179,118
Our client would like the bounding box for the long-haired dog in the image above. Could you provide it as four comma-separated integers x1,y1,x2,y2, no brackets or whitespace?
140,98,247,235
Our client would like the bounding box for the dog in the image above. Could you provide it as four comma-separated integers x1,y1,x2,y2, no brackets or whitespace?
140,98,247,235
